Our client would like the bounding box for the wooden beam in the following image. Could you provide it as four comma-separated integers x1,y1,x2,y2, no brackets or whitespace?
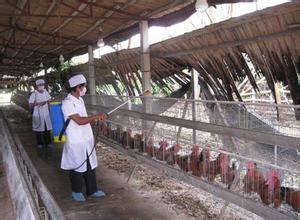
0,13,139,20
40,0,137,68
0,24,90,44
0,43,55,56
20,1,91,63
78,0,149,20
59,1,90,18
12,0,58,59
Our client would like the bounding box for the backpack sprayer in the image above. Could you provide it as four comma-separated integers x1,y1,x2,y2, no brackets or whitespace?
62,90,150,171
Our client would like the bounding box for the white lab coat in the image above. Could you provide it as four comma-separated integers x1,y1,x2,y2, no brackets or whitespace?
28,90,52,132
60,94,97,173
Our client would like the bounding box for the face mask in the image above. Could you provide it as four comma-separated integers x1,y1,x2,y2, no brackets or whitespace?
38,85,45,91
80,87,87,96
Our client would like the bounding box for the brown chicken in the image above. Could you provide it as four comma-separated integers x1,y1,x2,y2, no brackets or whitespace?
146,138,155,157
156,140,169,161
199,148,212,180
166,143,181,165
176,154,190,172
111,126,122,143
190,145,201,176
260,170,281,208
243,162,265,194
134,133,144,152
121,128,134,148
98,122,107,137
281,187,300,212
219,154,235,188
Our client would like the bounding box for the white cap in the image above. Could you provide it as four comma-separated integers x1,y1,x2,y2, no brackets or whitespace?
35,79,45,86
68,74,86,88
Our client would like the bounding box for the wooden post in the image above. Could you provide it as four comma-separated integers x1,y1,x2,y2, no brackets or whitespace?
274,81,281,121
191,69,199,144
140,20,151,151
88,45,96,95
88,45,96,104
140,20,151,113
44,68,48,91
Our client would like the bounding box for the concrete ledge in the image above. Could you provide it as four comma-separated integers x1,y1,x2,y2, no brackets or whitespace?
0,112,65,220
0,117,40,220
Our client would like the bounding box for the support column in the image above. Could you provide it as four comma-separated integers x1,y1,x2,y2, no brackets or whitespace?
140,20,152,114
191,69,200,144
44,68,48,91
140,20,151,151
88,45,96,105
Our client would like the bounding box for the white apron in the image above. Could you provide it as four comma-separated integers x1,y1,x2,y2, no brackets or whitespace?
28,90,52,132
60,94,97,173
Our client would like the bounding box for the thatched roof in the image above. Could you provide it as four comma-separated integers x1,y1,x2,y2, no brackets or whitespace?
0,0,193,76
0,0,258,78
71,1,300,104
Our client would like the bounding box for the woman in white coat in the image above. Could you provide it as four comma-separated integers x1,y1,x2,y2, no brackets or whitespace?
29,79,52,148
61,74,107,202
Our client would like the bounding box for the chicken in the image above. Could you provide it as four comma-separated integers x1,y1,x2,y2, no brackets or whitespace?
166,143,181,165
176,154,190,172
134,133,144,152
111,126,122,143
106,123,112,138
116,126,123,143
98,122,107,136
121,128,134,148
156,140,169,161
260,170,281,208
243,162,265,194
281,187,300,212
190,145,201,176
199,148,211,179
146,138,155,157
219,154,235,188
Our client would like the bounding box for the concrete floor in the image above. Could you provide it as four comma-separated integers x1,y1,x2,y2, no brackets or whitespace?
2,104,185,220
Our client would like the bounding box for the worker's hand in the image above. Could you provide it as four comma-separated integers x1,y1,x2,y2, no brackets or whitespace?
35,101,46,106
34,101,41,107
97,113,107,122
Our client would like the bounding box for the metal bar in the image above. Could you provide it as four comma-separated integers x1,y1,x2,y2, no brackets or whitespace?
107,93,147,115
92,94,300,109
104,107,300,150
99,137,295,220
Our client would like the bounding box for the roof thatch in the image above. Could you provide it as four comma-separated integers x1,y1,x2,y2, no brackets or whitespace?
71,2,300,105
0,0,257,77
